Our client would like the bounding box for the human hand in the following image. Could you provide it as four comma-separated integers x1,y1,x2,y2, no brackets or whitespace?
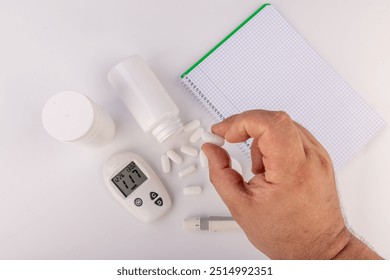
202,110,350,259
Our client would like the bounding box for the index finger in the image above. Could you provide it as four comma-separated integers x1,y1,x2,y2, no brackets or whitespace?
212,110,307,183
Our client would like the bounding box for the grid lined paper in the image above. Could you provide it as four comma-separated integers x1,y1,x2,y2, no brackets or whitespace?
181,5,385,170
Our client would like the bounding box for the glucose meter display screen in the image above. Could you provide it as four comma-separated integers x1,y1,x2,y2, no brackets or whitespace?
111,161,148,198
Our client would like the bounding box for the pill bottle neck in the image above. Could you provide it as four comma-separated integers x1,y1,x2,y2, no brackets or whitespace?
151,116,183,143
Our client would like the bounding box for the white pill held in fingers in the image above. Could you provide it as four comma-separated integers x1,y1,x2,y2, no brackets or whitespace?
183,186,202,196
199,150,208,168
161,154,171,173
189,127,204,143
183,119,201,132
202,132,225,146
180,145,198,157
166,149,183,165
178,165,197,177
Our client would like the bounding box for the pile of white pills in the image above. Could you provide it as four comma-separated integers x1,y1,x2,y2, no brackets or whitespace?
160,119,226,196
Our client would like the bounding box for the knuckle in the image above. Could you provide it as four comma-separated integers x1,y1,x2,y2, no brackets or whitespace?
294,149,334,185
317,151,334,173
271,110,292,125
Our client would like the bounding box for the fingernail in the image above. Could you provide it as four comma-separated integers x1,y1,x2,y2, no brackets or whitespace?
211,123,219,133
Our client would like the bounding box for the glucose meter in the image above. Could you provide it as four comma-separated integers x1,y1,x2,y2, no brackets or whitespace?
103,151,171,223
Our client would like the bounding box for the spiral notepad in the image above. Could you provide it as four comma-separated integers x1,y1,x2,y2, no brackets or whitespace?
180,3,385,170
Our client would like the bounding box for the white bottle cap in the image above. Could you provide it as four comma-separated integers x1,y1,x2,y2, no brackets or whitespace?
42,91,115,146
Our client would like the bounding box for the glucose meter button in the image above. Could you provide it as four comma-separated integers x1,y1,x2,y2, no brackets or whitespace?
134,198,143,207
150,192,158,200
154,197,163,206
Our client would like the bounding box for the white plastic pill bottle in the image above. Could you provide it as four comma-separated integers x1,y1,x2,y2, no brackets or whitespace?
107,55,183,143
42,91,116,147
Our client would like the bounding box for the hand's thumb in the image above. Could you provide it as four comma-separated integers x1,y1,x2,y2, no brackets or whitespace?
202,143,248,213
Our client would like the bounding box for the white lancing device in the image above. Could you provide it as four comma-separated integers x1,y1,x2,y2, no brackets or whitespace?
183,216,241,232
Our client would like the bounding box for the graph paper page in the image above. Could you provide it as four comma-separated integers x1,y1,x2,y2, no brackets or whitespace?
181,4,385,170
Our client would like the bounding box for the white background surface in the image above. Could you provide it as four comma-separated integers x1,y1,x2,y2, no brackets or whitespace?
0,0,389,259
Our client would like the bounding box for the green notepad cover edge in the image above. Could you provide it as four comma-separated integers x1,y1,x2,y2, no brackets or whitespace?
180,3,271,78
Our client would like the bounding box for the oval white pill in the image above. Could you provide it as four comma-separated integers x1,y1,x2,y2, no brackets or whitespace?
178,165,197,177
199,150,208,168
166,149,182,165
202,132,225,146
189,127,204,143
180,145,198,157
183,119,201,132
161,154,171,173
183,186,202,196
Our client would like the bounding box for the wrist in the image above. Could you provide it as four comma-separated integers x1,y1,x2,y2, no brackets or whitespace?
318,226,352,259
331,230,383,260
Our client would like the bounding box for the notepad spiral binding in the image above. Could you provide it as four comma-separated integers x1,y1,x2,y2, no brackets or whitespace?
181,76,225,120
181,76,251,159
